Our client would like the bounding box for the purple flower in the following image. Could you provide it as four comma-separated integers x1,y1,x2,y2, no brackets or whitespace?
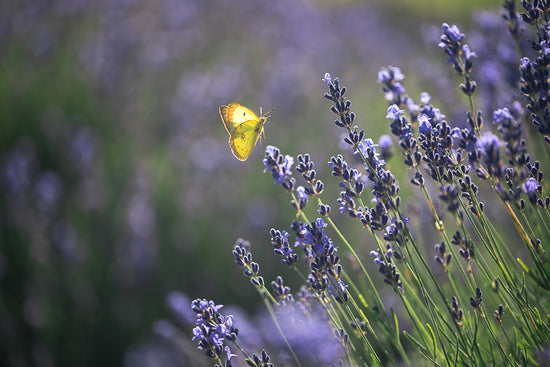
225,315,235,328
303,218,334,256
215,323,228,337
451,127,461,139
418,114,432,135
190,298,238,359
406,98,420,116
511,101,524,115
328,280,349,303
386,84,405,101
377,69,390,84
225,346,237,361
463,44,476,60
420,92,431,104
492,108,512,125
439,23,464,47
391,67,405,81
358,139,386,169
476,132,505,178
522,177,539,195
153,319,177,338
386,104,403,120
322,72,331,84
264,145,295,188
383,223,400,242
359,138,376,151
476,132,503,152
166,291,194,325
296,185,308,201
270,229,298,267
378,67,406,102
438,22,474,82
370,244,403,292
192,326,202,341
432,108,445,121
378,134,393,161
34,171,63,213
378,134,393,150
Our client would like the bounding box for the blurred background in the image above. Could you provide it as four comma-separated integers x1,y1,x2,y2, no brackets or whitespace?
0,0,508,365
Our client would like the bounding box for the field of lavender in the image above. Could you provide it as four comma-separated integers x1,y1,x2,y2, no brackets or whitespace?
1,0,545,366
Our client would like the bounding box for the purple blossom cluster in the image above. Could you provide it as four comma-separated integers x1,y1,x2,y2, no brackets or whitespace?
263,145,295,191
269,229,299,267
265,150,351,303
233,239,264,288
519,25,550,139
303,218,347,303
434,241,452,271
324,75,403,234
369,243,403,293
439,23,477,96
469,287,483,314
191,299,238,362
451,296,464,326
184,3,550,366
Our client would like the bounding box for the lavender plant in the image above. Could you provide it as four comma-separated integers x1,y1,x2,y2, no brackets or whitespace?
184,2,550,365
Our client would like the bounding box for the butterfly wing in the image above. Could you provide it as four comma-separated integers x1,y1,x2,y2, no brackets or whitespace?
229,120,264,161
219,103,260,134
219,105,232,132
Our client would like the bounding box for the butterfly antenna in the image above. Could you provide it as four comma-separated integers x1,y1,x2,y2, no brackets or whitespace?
259,107,273,145
261,107,275,120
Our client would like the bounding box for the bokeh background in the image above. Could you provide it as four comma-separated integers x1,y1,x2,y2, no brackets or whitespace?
0,0,507,365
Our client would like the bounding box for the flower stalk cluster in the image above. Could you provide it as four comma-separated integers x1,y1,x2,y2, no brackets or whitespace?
191,299,238,363
186,4,550,366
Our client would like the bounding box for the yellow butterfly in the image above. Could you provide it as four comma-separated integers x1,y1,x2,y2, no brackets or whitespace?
219,102,272,161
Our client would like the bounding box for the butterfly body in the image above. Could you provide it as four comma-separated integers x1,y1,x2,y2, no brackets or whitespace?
219,103,271,161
